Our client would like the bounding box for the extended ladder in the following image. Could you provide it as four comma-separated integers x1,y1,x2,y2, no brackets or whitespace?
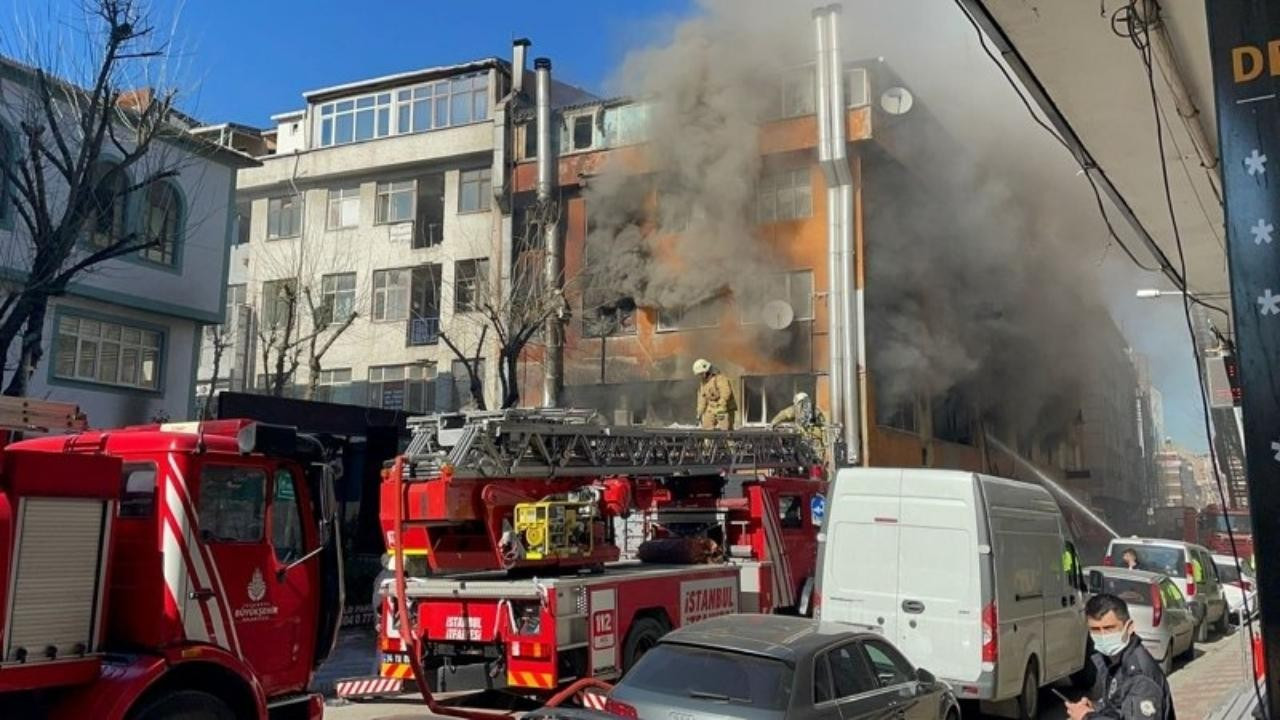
403,408,821,479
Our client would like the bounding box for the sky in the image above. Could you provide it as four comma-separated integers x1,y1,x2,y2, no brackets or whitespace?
0,0,1211,453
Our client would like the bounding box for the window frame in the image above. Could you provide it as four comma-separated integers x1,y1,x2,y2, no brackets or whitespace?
367,363,434,412
260,279,299,330
52,311,165,393
326,185,361,230
85,160,130,249
372,267,413,322
375,179,416,225
317,71,490,149
267,195,303,240
318,272,357,326
196,463,268,544
756,167,813,224
454,258,489,313
458,167,492,214
858,638,916,689
137,180,183,267
269,467,307,565
740,270,814,325
119,461,159,518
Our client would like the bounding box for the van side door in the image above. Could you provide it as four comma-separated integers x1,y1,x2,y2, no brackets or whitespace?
1041,535,1086,682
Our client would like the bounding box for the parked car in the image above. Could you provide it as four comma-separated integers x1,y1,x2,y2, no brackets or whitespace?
1212,553,1259,623
817,468,1087,720
1105,537,1229,641
586,614,958,720
1084,566,1196,674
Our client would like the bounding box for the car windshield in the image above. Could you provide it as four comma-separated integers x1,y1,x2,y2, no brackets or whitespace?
1215,559,1252,583
1111,544,1186,577
619,643,794,711
1097,577,1153,606
1212,514,1253,534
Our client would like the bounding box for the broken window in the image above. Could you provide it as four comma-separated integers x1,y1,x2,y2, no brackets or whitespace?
583,288,637,338
742,374,816,425
657,299,721,332
572,114,594,150
931,391,974,445
412,174,445,248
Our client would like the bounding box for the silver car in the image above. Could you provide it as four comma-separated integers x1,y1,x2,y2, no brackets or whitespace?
1086,566,1196,674
1106,537,1230,642
583,614,958,720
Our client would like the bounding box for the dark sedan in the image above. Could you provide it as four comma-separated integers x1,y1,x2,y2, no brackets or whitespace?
534,614,958,720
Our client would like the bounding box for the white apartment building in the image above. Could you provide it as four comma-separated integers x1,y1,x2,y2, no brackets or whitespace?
198,52,593,414
0,58,256,427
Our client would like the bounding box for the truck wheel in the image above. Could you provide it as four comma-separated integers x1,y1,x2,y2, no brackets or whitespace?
131,690,234,720
622,617,667,673
1015,660,1039,720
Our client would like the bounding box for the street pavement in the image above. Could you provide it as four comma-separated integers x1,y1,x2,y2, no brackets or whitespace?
319,624,1255,720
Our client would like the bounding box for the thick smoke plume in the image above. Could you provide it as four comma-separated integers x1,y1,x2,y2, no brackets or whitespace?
585,0,1119,430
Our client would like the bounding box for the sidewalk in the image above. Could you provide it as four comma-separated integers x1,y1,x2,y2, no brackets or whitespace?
1170,629,1254,719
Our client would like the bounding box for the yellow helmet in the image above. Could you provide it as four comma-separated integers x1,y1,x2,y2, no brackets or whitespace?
692,358,712,375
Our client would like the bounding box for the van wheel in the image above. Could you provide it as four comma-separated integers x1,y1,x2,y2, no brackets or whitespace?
1016,660,1039,720
131,690,234,720
622,617,667,673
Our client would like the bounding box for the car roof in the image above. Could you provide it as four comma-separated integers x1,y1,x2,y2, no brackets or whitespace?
1084,565,1168,583
659,614,878,664
1111,537,1207,552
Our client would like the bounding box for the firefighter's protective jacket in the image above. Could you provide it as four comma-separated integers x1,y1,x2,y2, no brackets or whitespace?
1087,635,1176,720
697,372,736,428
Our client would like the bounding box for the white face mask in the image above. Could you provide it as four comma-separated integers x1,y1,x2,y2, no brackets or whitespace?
1091,628,1130,657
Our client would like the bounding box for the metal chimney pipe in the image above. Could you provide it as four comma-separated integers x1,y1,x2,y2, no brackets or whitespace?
512,38,530,96
813,6,845,460
827,4,862,464
535,57,562,407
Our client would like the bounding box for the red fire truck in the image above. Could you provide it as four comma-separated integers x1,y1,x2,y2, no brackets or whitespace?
0,398,343,719
1199,504,1254,558
340,410,824,706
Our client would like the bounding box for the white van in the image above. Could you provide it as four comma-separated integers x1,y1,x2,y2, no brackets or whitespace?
815,468,1087,719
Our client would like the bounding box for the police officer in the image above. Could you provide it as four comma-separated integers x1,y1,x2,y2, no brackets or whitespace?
1066,593,1175,720
693,358,736,430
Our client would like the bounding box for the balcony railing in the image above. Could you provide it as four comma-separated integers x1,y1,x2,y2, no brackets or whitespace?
407,316,440,346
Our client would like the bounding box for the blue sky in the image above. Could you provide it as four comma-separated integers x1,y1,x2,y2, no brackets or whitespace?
2,0,1210,453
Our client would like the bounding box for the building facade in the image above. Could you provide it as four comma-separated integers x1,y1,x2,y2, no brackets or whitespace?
0,58,254,427
197,53,594,413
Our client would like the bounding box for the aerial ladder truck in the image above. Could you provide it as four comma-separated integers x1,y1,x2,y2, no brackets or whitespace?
340,409,826,710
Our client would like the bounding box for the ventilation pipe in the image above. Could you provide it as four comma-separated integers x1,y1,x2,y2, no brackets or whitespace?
512,38,530,97
535,57,563,408
813,7,845,462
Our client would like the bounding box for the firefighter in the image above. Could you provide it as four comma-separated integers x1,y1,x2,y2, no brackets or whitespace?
693,359,736,430
770,392,826,454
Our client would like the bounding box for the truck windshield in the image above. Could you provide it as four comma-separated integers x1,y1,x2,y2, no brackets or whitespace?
1212,514,1253,534
619,643,793,711
1110,544,1186,577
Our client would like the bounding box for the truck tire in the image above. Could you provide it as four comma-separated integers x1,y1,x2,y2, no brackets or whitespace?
622,617,667,673
1015,660,1039,720
131,690,234,720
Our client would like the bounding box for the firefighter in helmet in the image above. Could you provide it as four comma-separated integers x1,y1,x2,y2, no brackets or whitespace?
693,359,737,430
770,391,826,454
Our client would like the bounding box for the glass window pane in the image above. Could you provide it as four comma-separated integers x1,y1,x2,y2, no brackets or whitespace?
55,334,76,378
413,100,431,132
377,107,390,137
321,104,334,116
452,76,473,93
473,90,488,121
355,109,374,141
77,338,98,378
198,465,266,543
356,96,374,109
140,349,158,388
271,469,304,563
414,85,432,99
435,96,448,127
450,92,470,125
398,104,411,134
321,118,333,146
98,341,120,383
399,89,412,101
120,347,139,386
335,114,353,144
336,100,353,113
377,93,391,105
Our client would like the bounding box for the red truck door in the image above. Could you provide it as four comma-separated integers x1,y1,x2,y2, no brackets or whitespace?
192,459,317,694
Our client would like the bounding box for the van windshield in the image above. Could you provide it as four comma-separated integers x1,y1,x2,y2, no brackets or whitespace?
1097,577,1152,606
1111,544,1186,577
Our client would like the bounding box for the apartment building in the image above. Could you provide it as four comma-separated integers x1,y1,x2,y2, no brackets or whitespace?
197,51,594,414
0,57,255,427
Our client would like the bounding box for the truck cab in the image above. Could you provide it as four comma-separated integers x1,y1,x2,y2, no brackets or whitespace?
1,412,343,720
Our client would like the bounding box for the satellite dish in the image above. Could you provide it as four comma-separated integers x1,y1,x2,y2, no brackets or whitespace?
879,86,914,116
762,300,795,330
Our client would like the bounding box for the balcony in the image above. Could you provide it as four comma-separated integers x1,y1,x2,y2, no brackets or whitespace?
407,316,440,346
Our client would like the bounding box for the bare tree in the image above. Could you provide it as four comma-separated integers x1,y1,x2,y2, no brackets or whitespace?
200,323,232,419
0,0,192,396
439,199,571,409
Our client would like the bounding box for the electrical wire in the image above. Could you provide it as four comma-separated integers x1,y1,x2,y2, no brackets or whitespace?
952,0,1164,274
1122,2,1268,714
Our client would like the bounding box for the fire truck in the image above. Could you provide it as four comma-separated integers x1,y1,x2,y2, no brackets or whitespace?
341,409,825,706
0,397,343,719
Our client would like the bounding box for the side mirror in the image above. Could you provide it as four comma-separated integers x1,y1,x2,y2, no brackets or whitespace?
1087,570,1104,595
915,667,936,685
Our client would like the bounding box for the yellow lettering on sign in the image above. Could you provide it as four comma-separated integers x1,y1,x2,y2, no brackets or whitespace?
1235,45,1264,82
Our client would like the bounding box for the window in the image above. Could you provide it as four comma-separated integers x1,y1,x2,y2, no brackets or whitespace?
454,259,489,312
458,168,491,213
198,465,266,543
621,644,793,711
319,72,488,148
826,643,878,699
860,639,914,687
261,279,298,329
85,161,128,248
224,284,247,326
449,359,485,411
376,180,415,224
318,273,356,326
778,495,804,529
327,186,360,229
368,363,434,413
54,314,162,391
561,112,596,152
315,367,352,404
1108,544,1186,577
931,391,974,445
267,195,302,239
757,168,812,223
234,200,251,246
742,374,816,425
271,469,305,564
139,182,181,265
772,68,817,119
741,270,813,324
814,652,834,703
602,103,650,148
412,174,445,248
407,264,443,346
657,300,720,332
1162,580,1187,608
582,289,637,338
120,462,157,518
372,268,412,321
